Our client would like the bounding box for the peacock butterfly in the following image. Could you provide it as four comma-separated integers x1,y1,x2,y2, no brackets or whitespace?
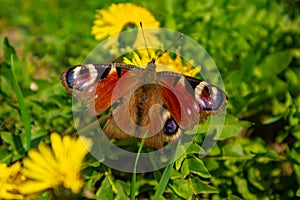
60,57,227,149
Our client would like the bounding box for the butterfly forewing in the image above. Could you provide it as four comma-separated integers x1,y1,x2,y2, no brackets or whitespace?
61,63,140,115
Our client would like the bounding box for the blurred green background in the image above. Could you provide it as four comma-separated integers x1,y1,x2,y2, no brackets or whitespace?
1,0,300,199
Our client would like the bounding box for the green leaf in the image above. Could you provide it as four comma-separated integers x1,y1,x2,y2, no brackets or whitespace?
96,176,113,200
181,157,189,177
0,148,11,163
243,137,268,155
181,156,211,178
293,164,300,183
0,131,26,159
170,168,182,180
254,50,294,79
84,171,104,193
115,183,130,200
175,153,186,170
222,142,246,158
289,147,300,165
233,176,257,199
228,194,244,200
115,180,130,197
208,144,221,156
285,68,300,95
241,137,282,161
38,191,51,200
190,177,218,194
248,167,268,191
204,159,220,172
297,188,300,197
186,142,206,155
262,116,282,125
219,114,252,140
169,179,193,199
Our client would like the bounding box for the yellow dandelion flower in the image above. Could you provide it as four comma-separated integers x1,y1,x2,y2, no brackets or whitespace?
123,48,200,77
92,3,159,41
19,133,92,196
92,3,161,54
0,162,24,200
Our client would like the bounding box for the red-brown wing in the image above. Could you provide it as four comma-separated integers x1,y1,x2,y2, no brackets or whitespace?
159,72,227,121
158,72,200,130
60,63,140,116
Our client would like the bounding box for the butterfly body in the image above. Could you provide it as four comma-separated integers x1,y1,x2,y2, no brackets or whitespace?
61,62,226,149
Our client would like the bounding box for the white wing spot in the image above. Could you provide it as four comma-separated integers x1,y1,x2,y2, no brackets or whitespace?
110,65,117,74
187,108,192,115
88,87,94,94
73,67,81,79
211,87,218,100
194,102,199,112
80,64,97,90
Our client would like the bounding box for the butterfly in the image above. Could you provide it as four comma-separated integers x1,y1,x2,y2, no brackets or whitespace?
60,57,226,149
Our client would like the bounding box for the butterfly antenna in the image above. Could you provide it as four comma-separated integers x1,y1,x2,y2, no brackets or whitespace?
140,22,152,61
156,33,183,61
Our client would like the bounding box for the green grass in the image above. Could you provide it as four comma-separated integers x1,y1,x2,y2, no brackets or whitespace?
8,44,31,152
1,0,300,199
153,157,174,199
130,133,147,200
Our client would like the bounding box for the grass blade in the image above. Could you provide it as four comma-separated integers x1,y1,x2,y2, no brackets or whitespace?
153,161,174,199
153,143,180,199
130,132,147,200
10,55,31,150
